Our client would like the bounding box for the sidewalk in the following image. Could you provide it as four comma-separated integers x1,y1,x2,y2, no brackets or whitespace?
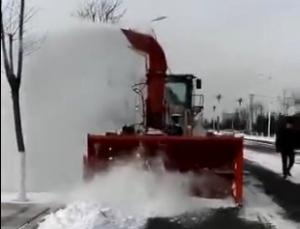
1,193,61,229
1,203,50,229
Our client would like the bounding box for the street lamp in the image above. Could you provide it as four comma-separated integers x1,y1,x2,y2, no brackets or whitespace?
148,16,168,40
151,16,168,22
213,105,216,130
250,93,275,137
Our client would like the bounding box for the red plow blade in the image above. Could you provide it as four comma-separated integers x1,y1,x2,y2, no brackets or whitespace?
84,135,243,205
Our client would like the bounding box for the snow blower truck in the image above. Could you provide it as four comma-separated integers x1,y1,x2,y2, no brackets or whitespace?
83,29,244,206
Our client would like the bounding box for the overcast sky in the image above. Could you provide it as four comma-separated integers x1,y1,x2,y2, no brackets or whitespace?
7,0,300,115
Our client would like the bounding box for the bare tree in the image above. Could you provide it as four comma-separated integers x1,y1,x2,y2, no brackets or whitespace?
237,98,243,107
1,0,35,201
75,0,126,24
277,89,295,115
216,94,222,103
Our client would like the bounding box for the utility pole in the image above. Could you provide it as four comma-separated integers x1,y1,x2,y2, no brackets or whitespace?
213,105,216,130
267,110,271,137
267,98,273,137
217,116,220,132
249,94,254,133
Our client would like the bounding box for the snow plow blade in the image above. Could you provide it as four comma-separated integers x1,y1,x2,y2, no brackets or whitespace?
83,135,243,205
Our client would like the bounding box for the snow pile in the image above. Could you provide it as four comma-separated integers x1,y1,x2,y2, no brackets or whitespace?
245,149,300,184
39,202,147,229
38,202,148,229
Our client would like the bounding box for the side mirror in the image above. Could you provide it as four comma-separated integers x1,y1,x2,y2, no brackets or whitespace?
196,79,202,89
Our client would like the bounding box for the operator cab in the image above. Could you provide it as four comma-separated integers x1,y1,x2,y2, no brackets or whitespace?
165,74,203,135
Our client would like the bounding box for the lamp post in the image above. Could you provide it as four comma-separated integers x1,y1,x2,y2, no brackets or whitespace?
213,105,216,130
266,99,275,137
148,16,168,40
237,98,243,130
249,94,254,133
151,16,168,22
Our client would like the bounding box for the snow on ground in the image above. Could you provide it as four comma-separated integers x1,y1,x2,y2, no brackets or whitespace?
37,161,234,229
245,149,300,184
38,176,300,229
243,135,276,144
240,176,300,229
1,192,58,204
37,160,300,229
38,202,148,229
209,130,276,144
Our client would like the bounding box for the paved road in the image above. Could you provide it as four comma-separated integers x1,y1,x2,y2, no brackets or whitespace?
146,207,274,229
145,170,277,229
244,139,300,222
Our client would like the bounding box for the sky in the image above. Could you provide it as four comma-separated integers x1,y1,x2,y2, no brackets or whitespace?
25,0,300,116
3,0,300,115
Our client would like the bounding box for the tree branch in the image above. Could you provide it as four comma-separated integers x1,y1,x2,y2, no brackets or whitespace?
23,33,46,56
75,0,125,24
17,0,25,79
12,6,37,36
9,33,14,73
1,4,13,77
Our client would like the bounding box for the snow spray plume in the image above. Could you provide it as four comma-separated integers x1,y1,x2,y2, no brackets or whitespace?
59,152,234,218
1,22,144,192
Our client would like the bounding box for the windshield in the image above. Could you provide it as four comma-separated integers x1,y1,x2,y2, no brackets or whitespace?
165,82,187,106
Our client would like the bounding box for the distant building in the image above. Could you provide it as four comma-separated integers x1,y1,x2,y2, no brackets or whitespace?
222,112,235,122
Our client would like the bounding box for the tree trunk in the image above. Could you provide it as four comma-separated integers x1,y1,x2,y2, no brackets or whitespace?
11,89,27,201
18,152,27,201
12,90,25,152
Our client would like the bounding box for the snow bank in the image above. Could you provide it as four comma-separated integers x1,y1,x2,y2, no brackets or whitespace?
245,149,300,184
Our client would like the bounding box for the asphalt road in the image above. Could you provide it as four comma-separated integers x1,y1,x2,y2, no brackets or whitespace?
146,207,274,229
